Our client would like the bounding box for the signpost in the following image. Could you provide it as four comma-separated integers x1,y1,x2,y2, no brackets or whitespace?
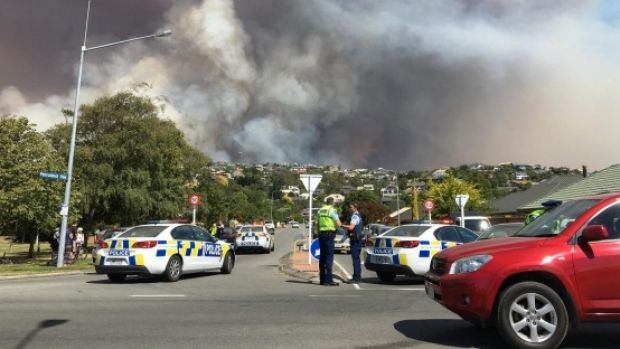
423,199,434,222
310,238,320,260
455,194,469,228
300,174,322,264
188,194,201,224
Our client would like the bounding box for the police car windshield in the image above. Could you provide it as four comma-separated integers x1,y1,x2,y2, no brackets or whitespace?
241,227,264,234
119,226,167,238
514,199,598,237
383,225,428,237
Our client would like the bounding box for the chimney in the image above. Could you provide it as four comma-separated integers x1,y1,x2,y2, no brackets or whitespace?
582,165,587,178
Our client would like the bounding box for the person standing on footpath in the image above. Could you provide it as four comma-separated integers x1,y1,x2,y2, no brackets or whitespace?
317,197,341,286
341,202,363,284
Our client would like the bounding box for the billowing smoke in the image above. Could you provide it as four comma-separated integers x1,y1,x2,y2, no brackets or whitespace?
2,0,620,170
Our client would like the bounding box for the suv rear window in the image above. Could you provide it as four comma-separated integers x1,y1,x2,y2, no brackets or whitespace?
241,227,264,234
119,226,166,238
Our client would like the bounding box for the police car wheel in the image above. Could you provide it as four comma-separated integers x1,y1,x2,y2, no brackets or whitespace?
107,274,126,283
271,243,275,252
220,252,234,274
376,272,397,283
163,255,182,282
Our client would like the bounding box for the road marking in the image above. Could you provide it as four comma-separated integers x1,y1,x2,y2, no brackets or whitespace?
129,294,186,298
358,288,425,291
309,295,361,298
334,260,360,290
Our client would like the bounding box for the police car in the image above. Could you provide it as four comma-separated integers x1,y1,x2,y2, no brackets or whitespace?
365,224,477,282
95,224,234,282
234,225,274,253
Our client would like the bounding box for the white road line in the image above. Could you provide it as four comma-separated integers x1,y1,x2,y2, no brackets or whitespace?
129,294,186,298
334,260,360,290
309,295,362,298
358,288,425,291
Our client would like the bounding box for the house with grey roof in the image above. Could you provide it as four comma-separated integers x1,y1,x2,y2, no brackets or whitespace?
489,175,583,223
519,163,620,210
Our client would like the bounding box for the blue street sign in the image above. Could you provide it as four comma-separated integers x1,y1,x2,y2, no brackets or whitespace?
39,172,67,181
310,238,320,260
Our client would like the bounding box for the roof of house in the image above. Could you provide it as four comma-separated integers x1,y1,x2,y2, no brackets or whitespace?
519,164,620,210
490,175,582,214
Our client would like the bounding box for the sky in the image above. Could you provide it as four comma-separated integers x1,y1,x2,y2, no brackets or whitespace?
1,0,620,171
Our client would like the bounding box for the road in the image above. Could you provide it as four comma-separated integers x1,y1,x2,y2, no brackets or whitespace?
0,227,618,349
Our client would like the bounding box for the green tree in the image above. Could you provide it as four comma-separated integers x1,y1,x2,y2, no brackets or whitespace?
424,176,487,216
47,92,191,229
0,117,69,257
341,190,387,225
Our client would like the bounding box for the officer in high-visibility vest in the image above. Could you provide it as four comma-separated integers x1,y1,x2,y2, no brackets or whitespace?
317,197,342,286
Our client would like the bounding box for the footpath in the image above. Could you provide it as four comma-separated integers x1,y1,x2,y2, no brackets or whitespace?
279,240,348,284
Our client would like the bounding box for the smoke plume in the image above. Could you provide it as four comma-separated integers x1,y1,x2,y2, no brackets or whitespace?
2,0,620,170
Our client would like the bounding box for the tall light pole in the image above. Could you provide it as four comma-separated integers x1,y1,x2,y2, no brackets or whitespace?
395,175,400,226
57,0,171,267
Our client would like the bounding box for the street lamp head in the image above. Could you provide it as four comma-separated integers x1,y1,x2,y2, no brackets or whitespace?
155,29,172,38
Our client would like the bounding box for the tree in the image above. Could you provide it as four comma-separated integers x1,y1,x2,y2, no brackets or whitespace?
0,117,68,257
424,176,487,217
341,190,387,225
46,92,192,229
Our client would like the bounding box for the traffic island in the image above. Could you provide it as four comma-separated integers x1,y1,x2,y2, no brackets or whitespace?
279,242,348,284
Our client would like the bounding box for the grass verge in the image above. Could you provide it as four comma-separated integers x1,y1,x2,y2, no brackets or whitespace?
0,237,94,276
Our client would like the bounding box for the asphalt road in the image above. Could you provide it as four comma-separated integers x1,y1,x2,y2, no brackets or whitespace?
0,227,618,349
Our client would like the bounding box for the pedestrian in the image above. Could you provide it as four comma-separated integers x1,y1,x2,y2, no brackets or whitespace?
341,202,364,284
64,228,76,265
75,227,85,258
317,197,342,286
210,223,217,236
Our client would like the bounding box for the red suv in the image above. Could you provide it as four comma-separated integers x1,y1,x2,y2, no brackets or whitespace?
425,193,620,349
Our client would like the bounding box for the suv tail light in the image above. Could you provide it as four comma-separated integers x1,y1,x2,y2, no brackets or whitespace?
394,240,419,248
99,241,109,248
365,239,375,247
132,240,157,248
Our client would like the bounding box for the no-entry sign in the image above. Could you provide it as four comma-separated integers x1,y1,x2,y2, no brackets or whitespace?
423,199,435,211
188,194,201,207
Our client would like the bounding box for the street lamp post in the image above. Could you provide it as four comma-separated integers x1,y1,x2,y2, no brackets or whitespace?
57,0,171,267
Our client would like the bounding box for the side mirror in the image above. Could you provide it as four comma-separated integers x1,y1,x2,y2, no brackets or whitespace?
580,225,608,242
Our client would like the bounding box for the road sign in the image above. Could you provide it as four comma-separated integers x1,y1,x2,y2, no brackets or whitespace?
188,194,201,206
310,238,320,260
39,172,67,181
455,194,469,208
299,174,322,193
423,199,435,211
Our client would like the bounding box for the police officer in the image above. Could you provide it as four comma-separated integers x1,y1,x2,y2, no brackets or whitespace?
318,197,341,286
341,202,363,284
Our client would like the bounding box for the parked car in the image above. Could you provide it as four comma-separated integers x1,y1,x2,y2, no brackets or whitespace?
235,225,274,253
264,220,275,234
290,221,300,228
365,224,478,282
476,222,523,240
334,228,350,254
94,223,234,282
425,193,620,349
453,216,491,234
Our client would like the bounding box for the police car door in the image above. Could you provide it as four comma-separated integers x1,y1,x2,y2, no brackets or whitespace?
192,226,222,269
171,225,199,271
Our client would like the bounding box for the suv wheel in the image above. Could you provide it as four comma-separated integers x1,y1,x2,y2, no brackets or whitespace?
496,281,569,349
376,271,396,283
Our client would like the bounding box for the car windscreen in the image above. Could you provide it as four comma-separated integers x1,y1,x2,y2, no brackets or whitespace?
119,226,167,238
462,219,491,232
382,225,428,237
477,224,523,239
514,199,598,237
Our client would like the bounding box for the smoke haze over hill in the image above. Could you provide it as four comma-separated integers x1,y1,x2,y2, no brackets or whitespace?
2,0,620,171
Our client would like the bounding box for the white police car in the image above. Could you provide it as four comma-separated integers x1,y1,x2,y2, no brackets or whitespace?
235,225,274,253
95,223,234,282
365,224,477,282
